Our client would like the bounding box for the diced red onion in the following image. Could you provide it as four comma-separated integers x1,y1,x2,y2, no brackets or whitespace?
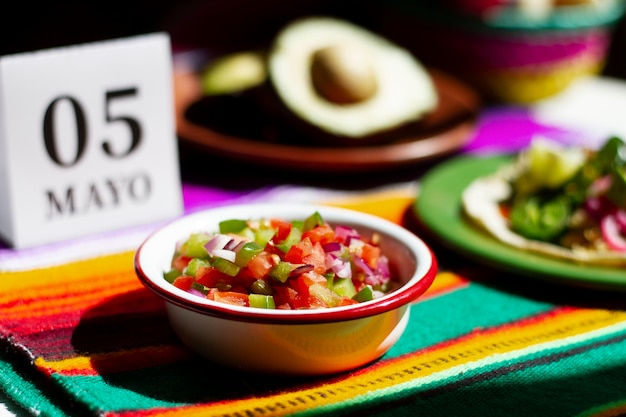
601,214,626,251
188,288,205,298
335,225,360,245
349,238,365,251
377,255,391,278
326,254,351,278
322,241,342,253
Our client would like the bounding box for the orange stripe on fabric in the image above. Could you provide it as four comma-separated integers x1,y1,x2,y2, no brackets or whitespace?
0,251,139,319
34,345,192,377
119,308,626,417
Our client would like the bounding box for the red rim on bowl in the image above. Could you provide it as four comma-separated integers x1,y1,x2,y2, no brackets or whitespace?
134,204,438,324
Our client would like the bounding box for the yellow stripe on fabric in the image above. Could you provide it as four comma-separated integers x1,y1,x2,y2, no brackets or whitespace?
323,188,415,225
0,251,135,291
0,251,139,319
34,345,192,377
146,308,626,417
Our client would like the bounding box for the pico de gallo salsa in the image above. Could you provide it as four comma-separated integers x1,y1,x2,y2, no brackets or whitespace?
163,212,396,309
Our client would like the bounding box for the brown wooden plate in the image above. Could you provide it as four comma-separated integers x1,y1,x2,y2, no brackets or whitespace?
174,56,480,172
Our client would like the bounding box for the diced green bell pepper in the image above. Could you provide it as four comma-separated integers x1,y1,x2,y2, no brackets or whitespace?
332,277,357,298
254,228,276,247
275,227,302,253
249,294,276,309
303,211,324,232
163,268,182,283
213,257,240,277
250,279,273,295
235,241,263,267
219,219,248,234
181,233,211,259
184,258,210,277
191,282,209,295
269,261,294,283
352,285,374,302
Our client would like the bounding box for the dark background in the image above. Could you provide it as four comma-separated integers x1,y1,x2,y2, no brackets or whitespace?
2,1,625,79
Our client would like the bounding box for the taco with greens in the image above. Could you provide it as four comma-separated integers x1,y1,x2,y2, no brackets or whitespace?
462,136,626,266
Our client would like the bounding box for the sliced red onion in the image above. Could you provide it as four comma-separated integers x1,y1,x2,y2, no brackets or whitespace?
616,210,626,234
601,214,626,251
584,197,604,219
589,175,612,196
224,237,245,251
353,255,373,276
212,249,237,262
204,234,232,255
289,264,315,277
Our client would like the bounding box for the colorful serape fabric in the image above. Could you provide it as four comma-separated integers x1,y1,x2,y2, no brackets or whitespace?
1,183,626,417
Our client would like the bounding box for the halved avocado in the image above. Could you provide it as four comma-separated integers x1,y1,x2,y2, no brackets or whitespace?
268,17,438,142
200,51,267,96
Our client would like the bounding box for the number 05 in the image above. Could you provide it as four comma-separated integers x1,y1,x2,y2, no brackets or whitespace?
43,87,142,167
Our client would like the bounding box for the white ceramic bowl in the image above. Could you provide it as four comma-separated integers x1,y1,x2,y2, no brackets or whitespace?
134,203,437,375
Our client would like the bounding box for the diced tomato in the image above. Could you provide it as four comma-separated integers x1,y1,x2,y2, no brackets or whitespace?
361,243,381,269
213,291,249,306
338,297,359,306
205,287,219,300
285,238,326,274
291,271,328,295
296,295,327,309
247,251,274,279
284,240,306,263
172,255,192,271
229,285,248,294
273,286,299,309
270,219,292,243
304,242,327,274
172,276,193,291
302,225,335,245
233,268,258,290
195,266,229,287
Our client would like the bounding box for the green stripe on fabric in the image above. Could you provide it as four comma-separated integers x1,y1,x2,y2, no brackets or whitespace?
387,282,554,357
31,281,558,416
0,355,69,417
317,325,626,417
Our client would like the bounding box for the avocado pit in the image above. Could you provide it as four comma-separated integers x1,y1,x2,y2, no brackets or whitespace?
310,44,378,105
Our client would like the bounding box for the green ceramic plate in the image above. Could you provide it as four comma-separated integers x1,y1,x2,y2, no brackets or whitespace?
415,154,626,290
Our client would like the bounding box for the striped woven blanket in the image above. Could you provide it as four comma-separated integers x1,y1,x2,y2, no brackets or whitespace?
1,181,626,417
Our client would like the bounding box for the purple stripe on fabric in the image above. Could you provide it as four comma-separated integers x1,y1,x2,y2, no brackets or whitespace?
181,183,252,213
462,106,582,155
